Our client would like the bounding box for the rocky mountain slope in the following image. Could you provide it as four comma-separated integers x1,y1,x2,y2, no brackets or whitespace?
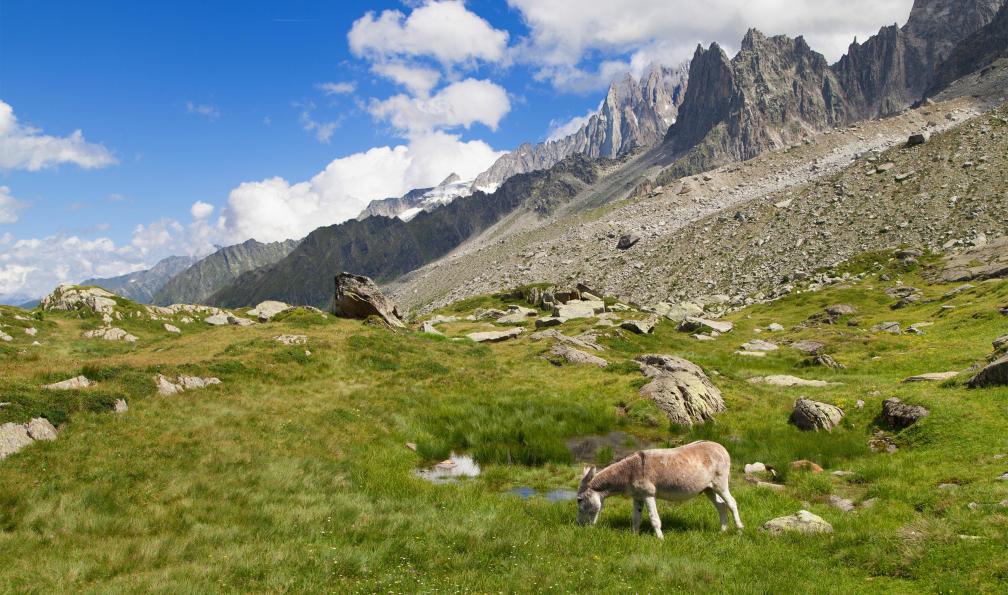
152,238,299,306
927,2,1008,94
82,255,199,304
207,156,602,309
658,0,1005,181
472,64,688,190
356,173,473,221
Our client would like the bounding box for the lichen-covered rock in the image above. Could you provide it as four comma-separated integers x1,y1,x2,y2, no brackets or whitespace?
164,323,181,334
678,317,733,334
25,418,57,441
762,510,833,534
0,423,34,459
248,300,292,322
275,334,308,345
809,354,845,369
44,375,92,390
969,354,1008,388
791,398,844,431
635,354,725,426
156,374,221,396
546,344,608,368
334,272,405,328
881,398,929,429
40,284,118,314
204,313,230,326
82,327,138,342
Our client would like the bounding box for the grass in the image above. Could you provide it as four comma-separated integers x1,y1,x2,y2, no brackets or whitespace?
1,263,1007,592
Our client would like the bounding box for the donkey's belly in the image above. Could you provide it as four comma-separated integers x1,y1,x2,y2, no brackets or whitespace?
655,486,704,501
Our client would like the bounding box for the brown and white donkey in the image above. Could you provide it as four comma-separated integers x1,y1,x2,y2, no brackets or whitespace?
576,440,743,539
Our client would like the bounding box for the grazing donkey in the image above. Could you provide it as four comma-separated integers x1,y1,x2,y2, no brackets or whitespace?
576,440,742,539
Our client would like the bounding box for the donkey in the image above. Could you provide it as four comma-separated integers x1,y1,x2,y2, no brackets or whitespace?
576,440,742,539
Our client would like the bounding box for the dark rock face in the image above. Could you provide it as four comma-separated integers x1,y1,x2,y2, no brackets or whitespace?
209,156,600,308
473,64,688,189
969,354,1008,388
333,273,404,328
928,2,1008,94
881,397,930,428
659,0,1006,181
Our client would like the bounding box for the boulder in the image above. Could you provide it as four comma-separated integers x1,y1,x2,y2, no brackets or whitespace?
467,328,523,343
740,339,778,352
226,315,254,327
762,510,833,535
420,321,443,335
828,496,856,513
44,375,92,390
767,323,784,332
25,327,37,336
903,371,958,383
635,355,725,426
553,300,604,320
881,398,929,429
113,399,129,413
40,284,118,315
546,344,608,368
274,334,308,345
333,272,405,328
809,354,845,369
993,334,1008,354
620,317,658,334
825,304,857,317
791,340,825,354
164,323,181,334
534,317,564,328
0,330,11,342
872,322,902,334
750,375,837,388
530,329,604,352
616,233,640,250
25,418,57,441
906,132,929,147
156,374,221,396
678,317,733,334
474,308,507,321
204,313,230,326
0,423,34,460
661,302,704,322
791,398,844,431
248,300,292,322
82,327,138,342
968,354,1008,388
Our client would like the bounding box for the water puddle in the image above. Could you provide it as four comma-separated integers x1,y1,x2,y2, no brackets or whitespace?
506,487,578,502
565,431,652,465
415,452,481,484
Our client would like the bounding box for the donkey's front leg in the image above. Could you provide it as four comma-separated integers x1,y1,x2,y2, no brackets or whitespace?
645,496,663,540
632,499,643,534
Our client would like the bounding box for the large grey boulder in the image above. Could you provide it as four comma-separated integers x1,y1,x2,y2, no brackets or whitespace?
903,371,958,383
678,317,733,334
791,398,844,431
333,272,405,328
248,300,291,322
635,354,725,426
44,375,92,390
969,354,1008,388
0,423,34,459
40,284,118,315
26,418,57,441
204,313,230,326
553,300,604,320
881,398,929,429
621,316,658,334
156,374,221,396
762,510,833,535
546,344,608,368
617,233,640,250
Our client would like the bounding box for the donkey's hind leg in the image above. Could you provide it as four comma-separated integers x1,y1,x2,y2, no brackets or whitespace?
712,482,743,530
632,499,643,534
704,488,728,531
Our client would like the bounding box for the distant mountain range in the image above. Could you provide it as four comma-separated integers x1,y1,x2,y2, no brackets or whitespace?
83,255,199,303
472,63,688,191
356,173,474,221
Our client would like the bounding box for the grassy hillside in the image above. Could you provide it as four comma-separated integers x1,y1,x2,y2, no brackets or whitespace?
1,253,1006,592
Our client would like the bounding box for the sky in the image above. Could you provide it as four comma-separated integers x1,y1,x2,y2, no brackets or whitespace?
0,0,914,302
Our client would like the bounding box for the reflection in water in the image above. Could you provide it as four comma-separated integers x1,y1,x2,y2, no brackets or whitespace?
415,452,481,484
507,487,578,502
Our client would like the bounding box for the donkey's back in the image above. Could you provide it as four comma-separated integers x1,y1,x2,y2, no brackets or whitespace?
635,440,731,499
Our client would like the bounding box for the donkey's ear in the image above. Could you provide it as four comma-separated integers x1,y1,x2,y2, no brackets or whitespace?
580,466,596,489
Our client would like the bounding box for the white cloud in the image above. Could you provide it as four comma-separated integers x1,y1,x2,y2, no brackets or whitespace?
546,107,599,141
0,100,117,171
508,0,914,91
190,201,214,219
349,1,509,67
369,78,510,133
297,101,340,143
317,81,357,95
0,186,26,224
185,101,221,120
371,62,441,96
218,131,504,244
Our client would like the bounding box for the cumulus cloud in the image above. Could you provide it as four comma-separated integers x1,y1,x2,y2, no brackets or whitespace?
0,100,117,171
317,81,357,95
371,62,441,96
296,101,341,143
190,200,214,219
218,131,504,243
0,186,26,224
507,0,914,91
369,78,511,133
349,1,509,67
546,106,601,141
185,101,221,120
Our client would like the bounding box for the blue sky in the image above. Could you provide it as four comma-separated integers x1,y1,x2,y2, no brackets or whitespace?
0,0,914,300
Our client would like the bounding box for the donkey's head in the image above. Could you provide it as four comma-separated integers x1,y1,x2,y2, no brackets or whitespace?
576,465,603,526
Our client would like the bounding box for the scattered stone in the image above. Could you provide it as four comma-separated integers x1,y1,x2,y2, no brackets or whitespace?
620,316,658,334
875,162,895,173
791,460,824,473
872,321,901,334
635,354,725,426
881,398,929,429
791,398,844,431
25,418,57,441
693,334,715,341
530,329,604,352
156,374,221,396
554,300,604,320
333,272,405,328
679,317,733,334
534,317,564,328
832,470,853,478
734,351,767,357
546,344,608,368
248,300,292,322
744,462,767,475
809,354,845,369
740,339,778,352
894,171,916,183
226,314,254,327
0,423,34,460
467,328,523,343
903,371,957,383
616,233,640,250
164,323,181,334
825,304,857,317
204,313,230,326
762,510,833,534
274,334,308,345
113,399,128,413
906,132,929,147
474,308,507,321
750,375,837,388
83,327,138,342
754,481,785,491
828,495,856,512
0,330,11,342
405,442,417,452
420,321,443,335
428,315,458,325
44,375,92,390
24,327,37,337
967,355,1008,388
767,323,784,332
997,472,1008,482
791,340,825,354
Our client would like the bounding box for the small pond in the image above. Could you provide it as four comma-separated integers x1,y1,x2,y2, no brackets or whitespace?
414,452,481,484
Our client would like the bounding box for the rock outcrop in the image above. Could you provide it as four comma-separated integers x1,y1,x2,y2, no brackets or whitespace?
155,374,221,396
546,344,608,368
791,398,844,431
881,398,930,428
1,418,58,460
333,273,405,329
969,354,1008,387
43,376,93,390
635,354,725,426
40,285,117,315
